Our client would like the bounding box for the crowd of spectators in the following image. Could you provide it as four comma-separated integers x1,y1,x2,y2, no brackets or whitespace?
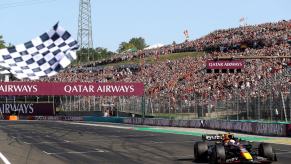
83,20,290,67
35,20,291,110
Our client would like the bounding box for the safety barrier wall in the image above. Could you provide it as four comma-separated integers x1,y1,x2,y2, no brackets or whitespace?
33,116,83,121
123,118,203,128
29,116,291,137
123,118,289,137
202,120,286,136
83,116,124,123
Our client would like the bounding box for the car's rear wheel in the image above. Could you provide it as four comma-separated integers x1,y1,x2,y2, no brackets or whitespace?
209,144,226,164
259,143,273,160
194,141,208,161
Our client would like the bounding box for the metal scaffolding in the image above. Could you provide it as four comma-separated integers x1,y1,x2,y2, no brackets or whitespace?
77,0,93,61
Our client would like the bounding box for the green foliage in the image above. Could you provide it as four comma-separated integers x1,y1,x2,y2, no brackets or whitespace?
118,42,133,53
118,37,147,53
75,47,115,64
129,37,147,50
0,35,5,49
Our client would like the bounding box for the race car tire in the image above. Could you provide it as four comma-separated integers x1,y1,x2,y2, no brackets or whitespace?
259,143,273,160
209,144,226,164
194,141,208,161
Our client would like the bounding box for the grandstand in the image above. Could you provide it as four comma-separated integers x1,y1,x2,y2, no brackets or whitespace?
8,20,291,122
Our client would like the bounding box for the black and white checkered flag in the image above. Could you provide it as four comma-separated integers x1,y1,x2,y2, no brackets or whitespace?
0,23,78,80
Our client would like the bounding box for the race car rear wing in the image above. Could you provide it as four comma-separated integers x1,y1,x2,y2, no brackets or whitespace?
202,134,224,141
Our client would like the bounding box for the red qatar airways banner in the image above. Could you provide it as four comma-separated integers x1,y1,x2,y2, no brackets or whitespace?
206,60,244,69
0,82,144,96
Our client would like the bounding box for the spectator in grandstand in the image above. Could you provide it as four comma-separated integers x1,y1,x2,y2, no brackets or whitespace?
18,20,289,114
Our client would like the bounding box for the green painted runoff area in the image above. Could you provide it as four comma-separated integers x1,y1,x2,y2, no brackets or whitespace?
134,127,271,142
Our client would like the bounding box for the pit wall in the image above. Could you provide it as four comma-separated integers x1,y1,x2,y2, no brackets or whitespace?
31,116,291,137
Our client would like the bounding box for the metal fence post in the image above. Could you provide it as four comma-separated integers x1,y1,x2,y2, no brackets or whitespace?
258,95,260,121
281,92,288,122
78,96,81,111
141,96,145,118
93,96,96,111
270,93,273,122
236,93,239,121
88,96,91,111
246,93,249,120
70,96,72,111
289,87,291,121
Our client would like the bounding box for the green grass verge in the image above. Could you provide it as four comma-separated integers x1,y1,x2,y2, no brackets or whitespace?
133,127,271,141
106,51,204,66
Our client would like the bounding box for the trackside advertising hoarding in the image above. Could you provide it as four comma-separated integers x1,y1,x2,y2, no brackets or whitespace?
0,82,144,96
206,60,244,69
0,103,54,116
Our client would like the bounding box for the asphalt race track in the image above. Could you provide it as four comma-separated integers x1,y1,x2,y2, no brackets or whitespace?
0,121,291,164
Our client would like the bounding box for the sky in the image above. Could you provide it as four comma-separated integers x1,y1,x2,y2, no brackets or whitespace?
0,0,290,52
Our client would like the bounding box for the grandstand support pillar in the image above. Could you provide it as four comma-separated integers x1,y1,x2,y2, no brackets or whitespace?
281,92,288,122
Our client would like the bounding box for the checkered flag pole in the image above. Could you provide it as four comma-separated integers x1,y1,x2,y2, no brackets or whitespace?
0,23,79,80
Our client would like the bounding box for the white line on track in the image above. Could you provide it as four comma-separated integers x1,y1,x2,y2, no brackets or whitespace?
152,155,193,159
42,149,108,155
275,151,291,155
23,140,72,145
67,122,133,130
0,152,11,164
149,140,194,144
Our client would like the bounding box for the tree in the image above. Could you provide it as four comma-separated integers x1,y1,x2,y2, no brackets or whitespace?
94,47,114,59
117,42,135,53
75,47,115,64
129,37,147,50
117,37,147,53
0,35,5,49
